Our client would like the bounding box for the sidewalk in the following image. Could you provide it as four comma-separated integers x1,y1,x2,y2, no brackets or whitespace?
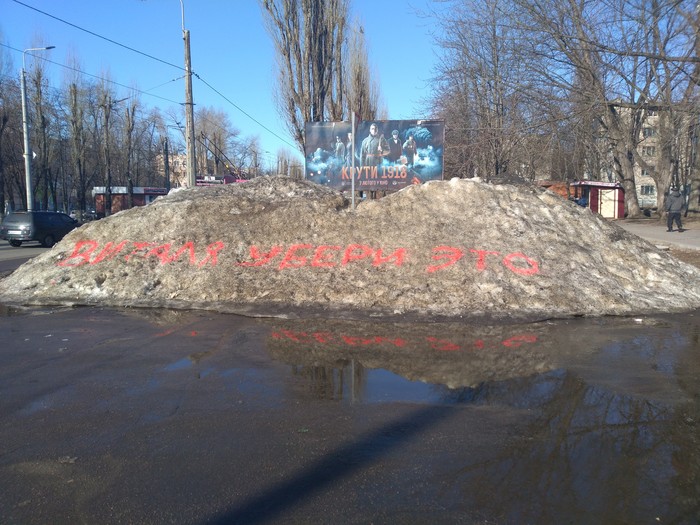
615,218,700,251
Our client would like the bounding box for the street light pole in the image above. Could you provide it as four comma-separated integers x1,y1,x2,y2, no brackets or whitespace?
21,46,55,211
180,0,197,188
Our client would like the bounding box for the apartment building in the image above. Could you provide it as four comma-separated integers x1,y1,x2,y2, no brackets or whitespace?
626,107,698,210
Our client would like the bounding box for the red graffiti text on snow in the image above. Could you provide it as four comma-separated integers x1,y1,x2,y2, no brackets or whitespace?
238,244,539,275
57,240,224,268
56,240,540,276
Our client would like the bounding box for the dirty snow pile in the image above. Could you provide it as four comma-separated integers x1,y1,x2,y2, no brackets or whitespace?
1,176,699,321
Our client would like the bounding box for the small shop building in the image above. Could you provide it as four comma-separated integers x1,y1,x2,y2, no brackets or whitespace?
570,180,625,219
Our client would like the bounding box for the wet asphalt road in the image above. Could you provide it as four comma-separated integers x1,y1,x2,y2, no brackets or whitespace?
2,305,700,523
1,234,700,524
0,242,46,276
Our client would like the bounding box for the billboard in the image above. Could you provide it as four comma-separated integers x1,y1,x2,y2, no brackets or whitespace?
304,119,445,192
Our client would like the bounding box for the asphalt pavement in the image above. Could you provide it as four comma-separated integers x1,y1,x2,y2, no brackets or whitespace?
0,242,48,276
616,216,700,251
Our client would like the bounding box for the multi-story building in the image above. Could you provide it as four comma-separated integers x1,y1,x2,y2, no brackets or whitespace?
589,104,698,212
153,152,188,189
634,109,661,208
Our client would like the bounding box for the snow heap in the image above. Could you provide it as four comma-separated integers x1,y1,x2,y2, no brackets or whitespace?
1,176,699,322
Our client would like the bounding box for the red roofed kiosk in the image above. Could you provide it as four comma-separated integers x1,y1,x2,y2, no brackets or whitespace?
570,181,625,219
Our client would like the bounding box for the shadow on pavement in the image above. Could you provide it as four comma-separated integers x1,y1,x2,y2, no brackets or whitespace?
205,405,454,524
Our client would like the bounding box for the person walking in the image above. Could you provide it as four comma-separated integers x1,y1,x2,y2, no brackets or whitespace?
665,187,685,232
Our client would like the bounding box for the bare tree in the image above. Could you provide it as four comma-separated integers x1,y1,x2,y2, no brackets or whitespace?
511,0,698,215
260,0,374,152
26,58,52,210
66,82,89,214
431,0,698,216
0,50,18,215
431,0,538,181
344,23,381,121
195,107,238,176
123,97,138,208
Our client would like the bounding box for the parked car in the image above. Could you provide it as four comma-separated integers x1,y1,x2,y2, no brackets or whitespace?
0,211,79,248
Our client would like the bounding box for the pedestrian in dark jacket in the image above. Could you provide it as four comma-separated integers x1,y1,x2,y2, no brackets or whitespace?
665,188,685,232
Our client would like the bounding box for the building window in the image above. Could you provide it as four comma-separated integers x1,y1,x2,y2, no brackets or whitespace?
647,109,658,117
641,185,656,195
643,127,656,138
643,146,656,156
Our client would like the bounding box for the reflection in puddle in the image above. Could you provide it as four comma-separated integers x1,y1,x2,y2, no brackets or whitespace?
290,364,445,404
267,314,700,406
163,357,193,371
359,369,441,404
264,313,700,522
2,304,699,522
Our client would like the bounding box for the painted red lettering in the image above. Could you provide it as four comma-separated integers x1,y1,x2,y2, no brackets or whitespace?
146,243,173,265
426,337,461,351
92,240,129,264
341,335,372,346
470,249,501,271
502,253,540,276
427,246,464,273
340,335,405,347
373,248,406,267
238,245,283,267
124,242,153,261
502,334,538,348
312,332,334,344
170,242,198,265
279,244,313,269
374,336,406,347
271,330,310,343
311,245,340,268
198,241,225,267
342,244,373,265
57,240,98,267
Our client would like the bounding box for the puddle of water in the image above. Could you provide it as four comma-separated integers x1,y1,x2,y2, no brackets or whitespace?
163,357,193,372
263,313,700,407
2,305,700,523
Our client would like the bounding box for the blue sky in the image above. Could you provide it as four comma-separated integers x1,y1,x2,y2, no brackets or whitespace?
1,0,440,169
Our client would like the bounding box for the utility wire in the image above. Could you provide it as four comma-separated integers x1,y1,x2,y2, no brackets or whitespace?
8,1,298,152
11,0,185,72
197,75,297,150
0,43,181,106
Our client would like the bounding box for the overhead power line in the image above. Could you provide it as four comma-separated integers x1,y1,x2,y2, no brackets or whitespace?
9,0,298,152
197,76,297,150
11,0,185,72
0,42,181,106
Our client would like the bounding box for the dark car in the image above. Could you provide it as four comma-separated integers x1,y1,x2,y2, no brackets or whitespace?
1,211,79,248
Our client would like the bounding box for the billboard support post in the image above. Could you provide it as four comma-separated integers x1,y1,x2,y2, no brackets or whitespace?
351,111,356,211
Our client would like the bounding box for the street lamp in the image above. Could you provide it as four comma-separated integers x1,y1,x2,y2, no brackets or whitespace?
21,45,55,211
180,0,197,188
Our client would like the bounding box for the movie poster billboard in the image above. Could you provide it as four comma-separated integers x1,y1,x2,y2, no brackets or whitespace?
304,119,445,192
